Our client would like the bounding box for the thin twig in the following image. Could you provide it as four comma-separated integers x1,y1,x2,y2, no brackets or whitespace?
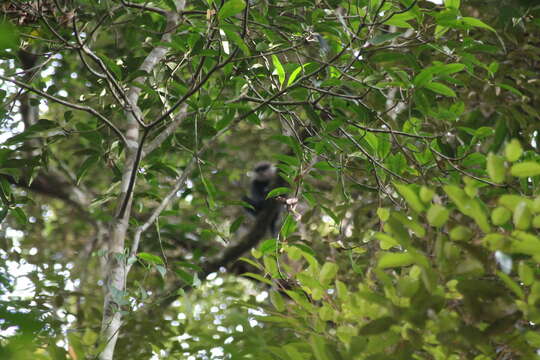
0,75,127,144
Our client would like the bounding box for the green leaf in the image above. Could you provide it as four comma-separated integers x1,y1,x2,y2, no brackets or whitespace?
497,83,523,96
525,331,540,348
67,333,85,360
504,139,523,162
285,290,314,311
378,252,416,268
99,54,123,80
270,290,285,312
218,0,246,19
359,317,395,335
461,17,496,32
376,233,399,250
238,257,263,271
201,176,217,209
319,262,338,286
414,64,465,88
156,264,167,278
221,25,250,55
444,0,460,9
497,271,524,299
242,272,273,286
313,161,337,171
486,153,506,183
449,226,472,241
393,212,426,238
377,207,390,221
229,216,244,234
137,252,164,265
510,162,540,177
425,82,456,97
498,195,532,211
534,196,540,213
488,61,500,77
284,344,304,360
310,334,330,360
384,11,415,28
156,0,173,9
260,239,277,254
266,187,290,198
533,215,540,229
413,69,433,88
0,21,19,50
394,183,425,213
272,55,286,87
369,32,403,45
280,214,297,238
419,186,435,203
76,155,99,186
518,262,534,286
443,185,490,232
513,201,532,230
491,207,511,226
437,63,466,75
175,269,194,284
12,207,28,225
287,65,303,86
263,256,279,277
427,204,449,227
510,231,540,256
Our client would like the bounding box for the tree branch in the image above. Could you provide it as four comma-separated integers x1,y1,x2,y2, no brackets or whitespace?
142,104,189,158
0,75,127,145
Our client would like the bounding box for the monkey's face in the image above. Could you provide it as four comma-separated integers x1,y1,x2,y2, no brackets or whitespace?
253,162,276,182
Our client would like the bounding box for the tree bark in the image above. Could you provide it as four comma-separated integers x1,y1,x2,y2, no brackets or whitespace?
97,3,185,359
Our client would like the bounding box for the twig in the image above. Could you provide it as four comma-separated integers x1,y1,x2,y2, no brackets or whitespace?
0,75,127,144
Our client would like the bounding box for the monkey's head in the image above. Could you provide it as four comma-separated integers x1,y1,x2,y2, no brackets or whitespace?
253,162,276,182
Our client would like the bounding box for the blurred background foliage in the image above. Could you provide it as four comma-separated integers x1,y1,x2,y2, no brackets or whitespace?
0,0,539,359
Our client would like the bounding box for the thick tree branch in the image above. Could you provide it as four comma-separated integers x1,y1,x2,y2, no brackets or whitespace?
6,172,90,212
99,3,186,360
116,7,184,219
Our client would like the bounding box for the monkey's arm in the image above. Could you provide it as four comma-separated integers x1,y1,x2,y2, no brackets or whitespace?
242,195,262,216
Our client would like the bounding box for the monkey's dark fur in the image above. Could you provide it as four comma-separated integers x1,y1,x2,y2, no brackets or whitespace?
242,162,281,236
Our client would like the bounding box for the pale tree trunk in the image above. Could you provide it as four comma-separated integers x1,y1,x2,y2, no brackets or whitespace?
98,2,185,359
98,147,137,360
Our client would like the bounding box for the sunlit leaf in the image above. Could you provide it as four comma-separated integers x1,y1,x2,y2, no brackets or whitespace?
486,153,506,183
513,201,532,230
319,262,338,286
427,204,449,227
377,252,416,268
272,55,286,87
394,183,425,212
510,162,540,177
491,207,511,226
287,65,303,86
504,139,523,162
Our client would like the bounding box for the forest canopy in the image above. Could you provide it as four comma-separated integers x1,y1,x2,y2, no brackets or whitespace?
0,0,540,359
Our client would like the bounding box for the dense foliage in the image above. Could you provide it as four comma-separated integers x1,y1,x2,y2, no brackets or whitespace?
0,0,539,359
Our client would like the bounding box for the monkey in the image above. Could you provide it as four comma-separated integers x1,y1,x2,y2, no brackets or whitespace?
242,162,281,236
